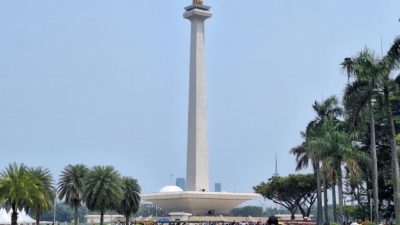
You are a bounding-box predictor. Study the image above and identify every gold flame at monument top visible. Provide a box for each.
[193,0,203,5]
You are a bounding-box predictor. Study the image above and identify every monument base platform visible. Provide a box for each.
[141,191,260,215]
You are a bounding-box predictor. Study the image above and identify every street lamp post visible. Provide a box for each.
[53,196,57,225]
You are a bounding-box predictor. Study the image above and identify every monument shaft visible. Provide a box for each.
[140,4,259,215]
[184,6,212,192]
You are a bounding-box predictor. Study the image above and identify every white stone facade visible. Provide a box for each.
[184,6,212,192]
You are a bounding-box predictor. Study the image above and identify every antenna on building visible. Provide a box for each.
[274,153,279,176]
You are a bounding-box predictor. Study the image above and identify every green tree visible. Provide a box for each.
[342,49,381,224]
[83,166,123,225]
[292,96,342,224]
[382,36,400,223]
[311,97,342,224]
[229,206,264,217]
[307,118,369,224]
[29,167,55,225]
[117,177,141,225]
[0,163,45,225]
[254,174,317,220]
[58,164,89,225]
[290,142,323,223]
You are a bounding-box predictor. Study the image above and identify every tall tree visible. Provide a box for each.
[309,96,342,223]
[307,119,369,224]
[29,167,55,225]
[57,164,89,225]
[83,166,123,225]
[383,36,400,223]
[117,177,141,225]
[0,163,44,225]
[291,142,323,224]
[342,49,380,224]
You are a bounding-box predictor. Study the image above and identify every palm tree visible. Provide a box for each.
[83,166,123,225]
[57,164,89,225]
[291,140,323,225]
[311,120,368,224]
[342,49,380,224]
[0,163,44,225]
[310,96,342,222]
[344,39,400,222]
[291,96,341,225]
[382,36,400,223]
[29,167,55,225]
[117,177,141,225]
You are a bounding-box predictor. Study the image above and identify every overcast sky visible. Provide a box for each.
[0,0,399,198]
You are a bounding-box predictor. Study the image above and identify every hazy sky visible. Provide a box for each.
[0,0,399,198]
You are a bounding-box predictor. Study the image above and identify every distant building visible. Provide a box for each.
[176,178,186,191]
[214,183,222,192]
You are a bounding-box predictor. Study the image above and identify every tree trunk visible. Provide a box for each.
[332,174,337,223]
[36,209,40,225]
[323,171,329,224]
[126,214,130,225]
[11,205,18,225]
[385,95,400,225]
[298,205,306,218]
[338,165,344,225]
[291,210,296,220]
[369,101,379,224]
[74,206,78,225]
[100,210,104,225]
[316,163,323,225]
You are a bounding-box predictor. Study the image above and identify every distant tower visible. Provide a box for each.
[184,1,212,192]
[214,183,222,192]
[273,153,279,176]
[176,178,186,191]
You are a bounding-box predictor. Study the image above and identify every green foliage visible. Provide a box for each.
[0,163,47,225]
[58,164,89,209]
[117,176,141,224]
[83,166,123,225]
[135,204,165,217]
[254,174,317,219]
[29,167,55,225]
[229,206,264,217]
[40,203,88,223]
[58,164,89,225]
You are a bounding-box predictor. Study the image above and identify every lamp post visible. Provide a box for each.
[368,189,373,222]
[53,195,57,225]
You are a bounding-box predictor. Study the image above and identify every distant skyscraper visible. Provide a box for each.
[214,183,222,192]
[176,178,186,191]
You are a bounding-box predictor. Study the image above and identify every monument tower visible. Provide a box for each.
[141,1,259,215]
[184,0,212,192]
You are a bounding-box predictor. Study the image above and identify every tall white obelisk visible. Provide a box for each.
[184,1,212,192]
[142,2,259,214]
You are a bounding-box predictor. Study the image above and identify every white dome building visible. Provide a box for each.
[159,186,183,193]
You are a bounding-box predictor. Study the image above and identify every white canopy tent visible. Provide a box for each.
[0,208,35,225]
[0,208,11,225]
